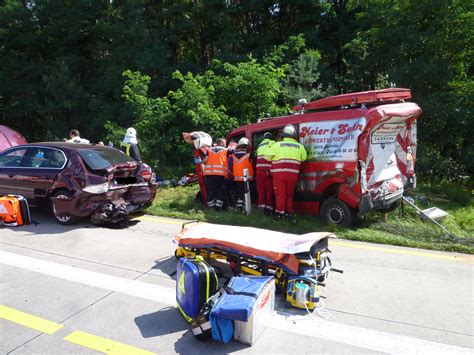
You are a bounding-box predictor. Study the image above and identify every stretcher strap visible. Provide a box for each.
[223,286,258,299]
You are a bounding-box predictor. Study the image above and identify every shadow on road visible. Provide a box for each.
[0,206,143,236]
[173,331,249,354]
[135,306,249,353]
[135,306,188,338]
[153,256,178,280]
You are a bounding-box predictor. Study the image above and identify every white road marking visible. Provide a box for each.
[0,250,175,306]
[0,250,470,354]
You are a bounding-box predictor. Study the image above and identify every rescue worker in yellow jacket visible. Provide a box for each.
[120,127,141,161]
[268,124,307,221]
[202,138,228,210]
[229,137,254,210]
[255,132,275,214]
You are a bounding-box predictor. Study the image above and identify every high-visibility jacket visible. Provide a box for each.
[203,147,228,176]
[256,138,275,171]
[269,138,307,174]
[232,152,254,181]
[120,142,141,161]
[120,142,131,156]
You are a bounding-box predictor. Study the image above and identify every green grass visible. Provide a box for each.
[147,183,474,254]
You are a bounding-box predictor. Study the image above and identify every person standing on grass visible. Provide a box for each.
[120,127,141,161]
[255,132,275,215]
[268,124,307,223]
[229,137,254,211]
[202,138,228,211]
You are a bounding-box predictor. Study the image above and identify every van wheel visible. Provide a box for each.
[50,190,79,225]
[320,198,355,228]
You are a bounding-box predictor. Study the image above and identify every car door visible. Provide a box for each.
[15,147,67,200]
[0,147,29,195]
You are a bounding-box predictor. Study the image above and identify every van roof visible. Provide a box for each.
[292,88,411,112]
[227,88,420,140]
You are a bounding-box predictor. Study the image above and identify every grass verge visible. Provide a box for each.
[147,183,474,254]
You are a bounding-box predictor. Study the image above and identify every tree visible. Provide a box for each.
[357,0,474,177]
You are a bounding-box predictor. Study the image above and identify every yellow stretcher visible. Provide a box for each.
[174,221,343,310]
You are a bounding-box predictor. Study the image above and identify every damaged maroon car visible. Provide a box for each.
[0,143,157,224]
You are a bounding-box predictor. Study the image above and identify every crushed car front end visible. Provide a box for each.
[51,146,157,224]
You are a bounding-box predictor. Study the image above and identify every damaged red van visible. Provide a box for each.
[227,88,421,227]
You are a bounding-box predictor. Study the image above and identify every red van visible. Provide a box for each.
[226,88,421,227]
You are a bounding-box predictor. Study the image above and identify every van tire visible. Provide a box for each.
[320,198,354,228]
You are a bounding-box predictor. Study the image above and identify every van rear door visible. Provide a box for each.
[361,103,421,206]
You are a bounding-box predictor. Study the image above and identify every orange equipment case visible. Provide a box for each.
[0,195,31,227]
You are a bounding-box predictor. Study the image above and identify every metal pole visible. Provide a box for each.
[243,168,251,215]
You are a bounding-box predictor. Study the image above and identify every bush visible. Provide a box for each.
[416,145,470,185]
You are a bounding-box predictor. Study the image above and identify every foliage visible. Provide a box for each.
[416,145,471,187]
[210,58,286,125]
[0,0,472,181]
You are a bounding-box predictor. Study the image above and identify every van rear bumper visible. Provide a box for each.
[372,189,404,209]
[359,189,403,214]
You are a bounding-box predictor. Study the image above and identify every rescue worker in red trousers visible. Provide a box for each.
[255,132,275,215]
[229,137,254,211]
[268,124,307,222]
[202,138,228,211]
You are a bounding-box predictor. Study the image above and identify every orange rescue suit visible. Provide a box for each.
[232,152,254,181]
[203,148,228,177]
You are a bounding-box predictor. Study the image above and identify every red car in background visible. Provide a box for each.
[0,143,157,224]
[0,125,28,152]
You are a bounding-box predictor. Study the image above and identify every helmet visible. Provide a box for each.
[124,127,138,144]
[126,127,137,138]
[238,137,250,146]
[282,124,296,138]
[263,132,273,139]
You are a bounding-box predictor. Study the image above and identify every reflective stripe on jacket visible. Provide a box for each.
[232,152,254,181]
[203,147,228,176]
[120,142,131,156]
[269,138,307,174]
[256,138,275,171]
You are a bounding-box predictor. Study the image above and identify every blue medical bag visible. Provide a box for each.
[210,276,274,343]
[176,256,218,323]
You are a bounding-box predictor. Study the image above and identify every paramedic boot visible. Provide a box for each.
[275,211,285,220]
[207,199,216,209]
[288,213,297,224]
[215,200,224,211]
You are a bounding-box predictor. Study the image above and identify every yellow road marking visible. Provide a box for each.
[132,215,183,225]
[64,330,155,355]
[330,241,464,262]
[0,305,63,334]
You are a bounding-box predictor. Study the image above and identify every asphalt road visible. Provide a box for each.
[1,208,473,354]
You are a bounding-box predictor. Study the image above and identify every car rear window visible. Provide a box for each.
[79,148,134,170]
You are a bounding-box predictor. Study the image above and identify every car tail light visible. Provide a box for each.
[140,170,153,182]
[82,182,109,194]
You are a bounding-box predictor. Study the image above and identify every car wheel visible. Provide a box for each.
[50,190,79,225]
[320,197,355,228]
